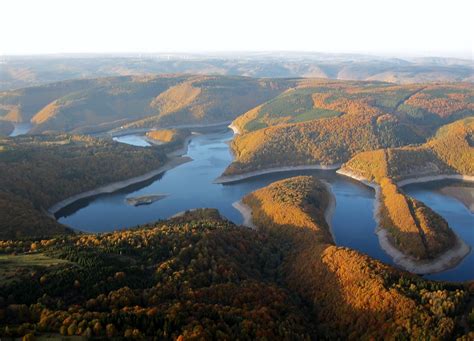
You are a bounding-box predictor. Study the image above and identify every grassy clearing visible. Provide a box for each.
[0,253,70,284]
[291,108,341,123]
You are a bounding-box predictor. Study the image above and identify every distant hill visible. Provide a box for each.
[225,81,473,175]
[0,53,472,91]
[341,117,474,182]
[0,75,292,134]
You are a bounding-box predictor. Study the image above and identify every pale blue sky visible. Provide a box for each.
[1,0,472,58]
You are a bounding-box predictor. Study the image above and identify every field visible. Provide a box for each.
[0,253,71,285]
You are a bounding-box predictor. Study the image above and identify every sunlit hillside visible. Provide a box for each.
[225,82,473,175]
[341,117,474,182]
[0,75,292,134]
[338,118,473,262]
[241,176,472,339]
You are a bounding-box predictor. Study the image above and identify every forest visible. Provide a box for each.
[377,178,456,259]
[0,75,292,135]
[1,200,473,339]
[341,117,474,182]
[0,75,472,339]
[0,134,171,239]
[225,82,473,175]
[241,177,473,339]
[338,117,474,261]
[0,209,315,339]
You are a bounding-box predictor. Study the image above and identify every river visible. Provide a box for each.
[56,128,473,281]
[9,123,33,136]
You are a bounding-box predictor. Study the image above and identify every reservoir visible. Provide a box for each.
[56,128,473,281]
[9,123,33,136]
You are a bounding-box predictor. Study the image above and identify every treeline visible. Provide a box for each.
[0,134,168,239]
[241,176,473,339]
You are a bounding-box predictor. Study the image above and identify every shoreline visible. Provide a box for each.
[321,180,337,242]
[214,163,342,184]
[49,156,191,215]
[397,174,474,187]
[232,201,256,229]
[376,229,471,275]
[336,168,472,275]
[49,131,196,215]
[109,120,232,137]
[228,122,241,135]
[49,122,232,216]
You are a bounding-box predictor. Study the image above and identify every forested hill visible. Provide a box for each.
[241,176,473,339]
[0,75,292,134]
[1,206,472,339]
[337,118,473,262]
[225,81,473,175]
[0,134,174,239]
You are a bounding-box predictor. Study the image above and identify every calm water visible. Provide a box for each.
[404,182,474,282]
[57,129,472,281]
[10,123,33,136]
[112,135,151,147]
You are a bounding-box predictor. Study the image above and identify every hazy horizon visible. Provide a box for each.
[1,0,472,59]
[1,50,472,61]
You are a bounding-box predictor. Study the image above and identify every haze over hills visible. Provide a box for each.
[0,75,292,134]
[0,52,472,91]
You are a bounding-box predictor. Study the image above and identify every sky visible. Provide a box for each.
[0,0,473,59]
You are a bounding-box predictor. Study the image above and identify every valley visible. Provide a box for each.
[0,75,472,339]
[53,128,473,281]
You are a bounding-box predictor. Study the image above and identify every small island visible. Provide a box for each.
[125,194,168,206]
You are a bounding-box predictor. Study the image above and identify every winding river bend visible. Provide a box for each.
[56,128,473,282]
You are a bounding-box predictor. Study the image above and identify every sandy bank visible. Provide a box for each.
[232,201,256,229]
[215,163,342,184]
[49,156,191,214]
[321,181,337,242]
[49,131,195,215]
[336,168,471,274]
[376,229,471,275]
[108,121,232,137]
[228,123,241,135]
